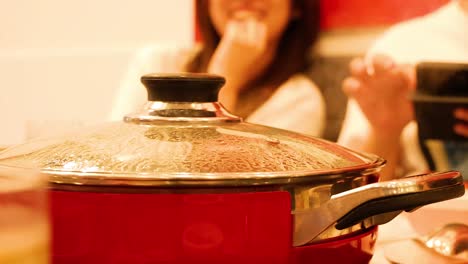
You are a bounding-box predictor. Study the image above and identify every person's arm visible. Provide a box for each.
[338,100,402,181]
[338,55,415,181]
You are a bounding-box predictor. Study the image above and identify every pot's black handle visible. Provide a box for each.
[141,73,225,102]
[335,172,465,230]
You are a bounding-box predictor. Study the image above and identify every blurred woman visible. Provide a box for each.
[110,0,324,136]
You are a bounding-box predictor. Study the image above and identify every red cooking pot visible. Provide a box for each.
[0,74,464,264]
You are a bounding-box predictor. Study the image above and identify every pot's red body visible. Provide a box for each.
[51,189,376,264]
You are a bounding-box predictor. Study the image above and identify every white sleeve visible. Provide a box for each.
[246,75,326,137]
[337,99,371,149]
[108,44,199,121]
[365,19,428,65]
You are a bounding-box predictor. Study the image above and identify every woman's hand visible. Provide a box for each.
[454,108,468,137]
[208,15,268,110]
[342,54,415,137]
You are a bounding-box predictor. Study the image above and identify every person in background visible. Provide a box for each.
[339,0,468,181]
[111,0,325,136]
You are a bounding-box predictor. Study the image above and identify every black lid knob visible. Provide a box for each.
[141,73,226,102]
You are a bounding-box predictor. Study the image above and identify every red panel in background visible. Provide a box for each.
[194,0,450,40]
[320,0,450,30]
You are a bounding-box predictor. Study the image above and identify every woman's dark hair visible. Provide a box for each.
[188,0,320,87]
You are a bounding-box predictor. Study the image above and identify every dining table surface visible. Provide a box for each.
[369,188,468,264]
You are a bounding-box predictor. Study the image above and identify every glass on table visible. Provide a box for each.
[0,166,50,263]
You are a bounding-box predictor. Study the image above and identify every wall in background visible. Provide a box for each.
[317,0,449,55]
[193,0,450,54]
[320,0,449,30]
[1,0,452,145]
[0,0,194,145]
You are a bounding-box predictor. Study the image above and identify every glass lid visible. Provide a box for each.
[0,74,384,186]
